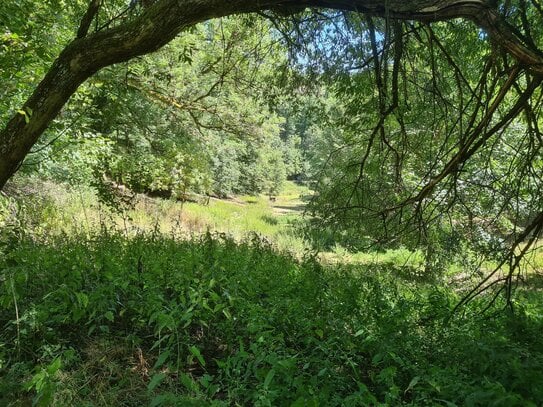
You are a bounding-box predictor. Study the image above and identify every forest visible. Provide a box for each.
[1,0,543,405]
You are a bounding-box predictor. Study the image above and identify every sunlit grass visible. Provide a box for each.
[1,177,309,253]
[3,176,542,273]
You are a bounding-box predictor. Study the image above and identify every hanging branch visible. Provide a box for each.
[400,66,529,208]
[451,210,543,316]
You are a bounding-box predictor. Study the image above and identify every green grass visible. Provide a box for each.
[1,230,542,406]
[3,176,543,273]
[2,177,543,405]
[1,176,310,252]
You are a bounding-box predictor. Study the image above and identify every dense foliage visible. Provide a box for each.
[1,226,542,406]
[23,16,300,199]
[299,16,543,262]
[2,1,543,406]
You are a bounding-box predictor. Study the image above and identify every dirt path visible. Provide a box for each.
[272,202,306,215]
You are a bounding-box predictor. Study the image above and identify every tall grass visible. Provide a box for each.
[1,176,309,252]
[0,230,542,406]
[1,177,543,405]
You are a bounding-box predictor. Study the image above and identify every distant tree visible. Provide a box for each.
[23,14,290,198]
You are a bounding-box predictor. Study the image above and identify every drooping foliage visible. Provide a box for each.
[272,11,543,299]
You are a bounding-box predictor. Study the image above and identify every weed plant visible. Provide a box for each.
[1,226,542,406]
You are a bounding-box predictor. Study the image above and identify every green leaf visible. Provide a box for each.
[405,376,420,393]
[264,368,275,388]
[76,292,88,308]
[104,311,114,322]
[372,353,383,365]
[147,373,166,392]
[179,372,198,391]
[17,109,29,123]
[153,350,171,369]
[189,345,206,366]
[46,358,61,375]
[354,329,365,337]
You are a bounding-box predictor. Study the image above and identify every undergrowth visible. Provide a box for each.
[1,227,542,406]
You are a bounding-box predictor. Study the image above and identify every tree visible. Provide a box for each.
[1,0,543,191]
[43,16,290,199]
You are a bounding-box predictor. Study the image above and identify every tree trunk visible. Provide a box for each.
[1,0,542,189]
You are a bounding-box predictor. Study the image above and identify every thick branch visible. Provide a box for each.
[77,0,102,38]
[1,0,543,189]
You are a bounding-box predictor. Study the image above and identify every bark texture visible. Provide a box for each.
[1,0,542,189]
